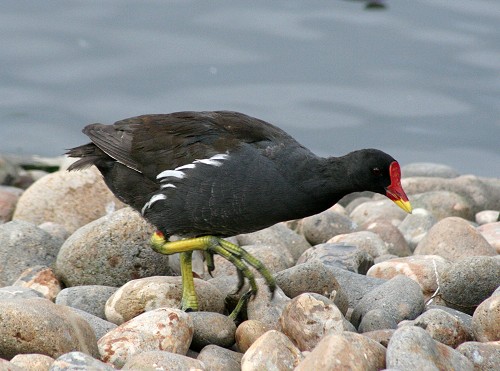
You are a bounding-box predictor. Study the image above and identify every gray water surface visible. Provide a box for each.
[1,0,499,176]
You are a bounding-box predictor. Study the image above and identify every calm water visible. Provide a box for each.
[1,0,499,176]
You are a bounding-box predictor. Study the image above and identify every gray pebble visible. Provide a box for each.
[397,208,436,251]
[189,312,236,351]
[351,275,424,328]
[410,191,473,220]
[0,221,62,287]
[197,344,242,371]
[358,308,398,333]
[49,351,114,371]
[56,285,120,319]
[0,285,45,300]
[68,307,118,341]
[299,210,356,245]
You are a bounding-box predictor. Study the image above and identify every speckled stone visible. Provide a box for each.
[296,332,386,371]
[0,185,23,223]
[477,221,500,253]
[56,285,118,319]
[360,220,412,257]
[10,353,54,371]
[13,265,61,301]
[55,207,172,287]
[98,307,193,368]
[457,341,500,370]
[0,298,98,360]
[299,209,357,245]
[50,351,113,370]
[235,320,272,353]
[197,344,242,371]
[122,350,205,370]
[329,231,391,259]
[246,279,290,330]
[410,191,473,220]
[0,221,62,286]
[414,217,496,261]
[104,275,225,325]
[397,208,436,251]
[349,198,409,226]
[472,292,500,342]
[12,167,125,234]
[189,312,236,351]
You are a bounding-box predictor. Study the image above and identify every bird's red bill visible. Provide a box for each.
[385,161,412,213]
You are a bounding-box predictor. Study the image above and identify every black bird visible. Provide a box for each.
[67,111,412,313]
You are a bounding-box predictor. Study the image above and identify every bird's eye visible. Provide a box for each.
[372,167,381,176]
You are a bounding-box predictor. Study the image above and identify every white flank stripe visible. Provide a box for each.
[209,154,229,161]
[161,183,177,189]
[156,169,185,179]
[175,163,196,171]
[141,194,167,215]
[194,153,230,167]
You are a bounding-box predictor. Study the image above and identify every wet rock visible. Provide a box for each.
[189,312,236,350]
[56,285,118,319]
[358,308,398,333]
[13,265,61,301]
[211,244,294,278]
[329,231,390,260]
[414,217,496,261]
[410,191,473,220]
[362,329,395,347]
[367,255,452,301]
[55,207,172,287]
[235,320,271,353]
[296,332,386,371]
[439,256,500,315]
[98,307,193,368]
[273,260,348,315]
[297,243,373,274]
[0,221,62,286]
[246,279,290,330]
[236,223,311,262]
[197,344,242,371]
[50,351,113,370]
[0,298,98,360]
[387,326,473,370]
[360,220,412,257]
[0,285,44,300]
[413,308,473,348]
[472,292,500,342]
[401,175,500,215]
[299,210,356,245]
[13,167,124,234]
[349,198,409,226]
[240,330,302,371]
[397,208,436,251]
[351,275,424,329]
[279,293,344,351]
[0,186,23,223]
[10,354,54,371]
[456,341,500,370]
[477,221,500,253]
[476,210,500,225]
[122,350,205,370]
[105,276,225,325]
[402,162,460,178]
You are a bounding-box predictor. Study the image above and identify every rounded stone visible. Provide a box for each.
[0,185,23,223]
[413,308,473,348]
[300,210,357,245]
[122,350,205,370]
[241,330,302,371]
[246,279,290,330]
[273,260,348,315]
[456,341,500,370]
[440,256,500,315]
[367,255,452,301]
[472,294,500,342]
[104,275,225,325]
[197,344,242,371]
[12,265,61,301]
[329,231,390,259]
[0,298,99,360]
[414,217,496,261]
[361,220,412,257]
[297,243,374,274]
[56,285,118,319]
[50,351,114,371]
[477,221,500,253]
[296,332,386,371]
[98,307,193,368]
[279,293,344,351]
[476,210,500,225]
[55,207,171,287]
[410,191,473,220]
[10,354,54,371]
[397,208,436,251]
[235,320,271,353]
[189,311,236,350]
[358,308,398,333]
[387,326,473,370]
[351,275,424,328]
[0,220,62,286]
[12,167,124,234]
[236,222,311,262]
[349,198,409,226]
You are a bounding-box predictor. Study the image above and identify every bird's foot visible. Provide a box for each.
[150,231,276,316]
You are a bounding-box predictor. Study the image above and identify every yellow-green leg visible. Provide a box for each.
[150,231,276,315]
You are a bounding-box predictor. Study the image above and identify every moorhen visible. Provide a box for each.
[67,111,412,313]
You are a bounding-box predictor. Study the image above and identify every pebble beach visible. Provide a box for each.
[0,154,499,370]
